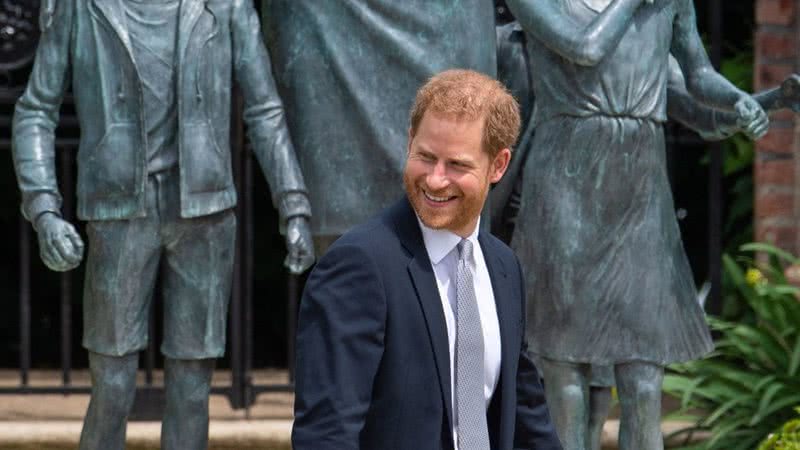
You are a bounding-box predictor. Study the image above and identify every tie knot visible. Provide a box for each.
[457,239,473,262]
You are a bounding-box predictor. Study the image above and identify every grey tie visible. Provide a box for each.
[455,239,490,449]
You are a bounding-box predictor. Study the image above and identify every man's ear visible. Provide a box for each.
[489,148,512,184]
[407,127,414,155]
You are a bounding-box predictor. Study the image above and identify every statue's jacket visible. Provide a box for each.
[13,0,310,224]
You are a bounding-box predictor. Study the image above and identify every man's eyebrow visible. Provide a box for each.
[449,155,476,165]
[413,145,436,157]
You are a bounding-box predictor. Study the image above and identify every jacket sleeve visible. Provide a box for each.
[230,0,311,225]
[513,258,563,450]
[292,242,386,449]
[12,0,74,225]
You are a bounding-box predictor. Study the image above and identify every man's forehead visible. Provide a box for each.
[422,109,485,125]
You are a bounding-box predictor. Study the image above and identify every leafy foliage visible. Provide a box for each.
[758,408,800,450]
[664,244,800,450]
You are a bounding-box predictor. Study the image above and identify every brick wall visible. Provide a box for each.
[754,0,800,252]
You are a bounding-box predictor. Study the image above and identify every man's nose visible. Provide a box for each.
[426,163,450,190]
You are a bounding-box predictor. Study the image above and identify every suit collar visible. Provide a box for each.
[480,233,516,450]
[393,199,455,437]
[416,217,481,265]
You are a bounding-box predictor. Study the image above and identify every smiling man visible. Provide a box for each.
[292,70,561,450]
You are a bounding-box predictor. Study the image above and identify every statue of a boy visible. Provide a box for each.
[12,1,313,449]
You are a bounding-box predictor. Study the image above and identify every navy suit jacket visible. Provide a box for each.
[292,198,561,450]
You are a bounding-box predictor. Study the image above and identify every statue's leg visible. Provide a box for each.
[161,358,215,450]
[157,176,236,449]
[78,352,138,450]
[79,201,162,450]
[538,358,591,450]
[588,386,612,450]
[588,363,615,450]
[615,362,664,450]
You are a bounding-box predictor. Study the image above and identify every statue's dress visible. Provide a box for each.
[512,0,713,365]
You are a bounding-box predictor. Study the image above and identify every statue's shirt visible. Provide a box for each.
[123,0,180,174]
[530,0,674,125]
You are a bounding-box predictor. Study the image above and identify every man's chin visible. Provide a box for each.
[418,215,449,230]
[416,207,461,231]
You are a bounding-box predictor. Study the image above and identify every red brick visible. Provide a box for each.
[756,63,796,90]
[755,187,795,218]
[757,126,796,153]
[755,157,795,185]
[756,29,798,60]
[755,223,797,253]
[770,109,797,122]
[757,0,795,26]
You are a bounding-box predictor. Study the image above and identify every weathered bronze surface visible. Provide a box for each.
[505,0,768,448]
[11,1,313,448]
[262,0,497,241]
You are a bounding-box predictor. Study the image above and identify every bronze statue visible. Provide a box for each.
[11,1,313,449]
[505,0,768,448]
[262,0,499,254]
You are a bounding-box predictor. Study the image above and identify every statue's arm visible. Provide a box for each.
[505,0,645,66]
[671,0,768,139]
[230,0,311,224]
[671,0,746,110]
[666,55,739,141]
[231,0,314,273]
[12,0,73,224]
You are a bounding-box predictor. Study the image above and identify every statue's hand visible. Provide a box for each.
[284,216,315,275]
[35,213,84,272]
[735,95,769,140]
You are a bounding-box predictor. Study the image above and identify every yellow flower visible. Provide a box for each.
[746,268,765,286]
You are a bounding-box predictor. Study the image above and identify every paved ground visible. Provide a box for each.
[0,369,293,448]
[0,369,699,449]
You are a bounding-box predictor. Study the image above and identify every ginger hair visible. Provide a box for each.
[409,69,521,157]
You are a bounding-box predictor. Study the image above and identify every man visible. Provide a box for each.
[504,0,769,448]
[12,1,313,449]
[293,70,561,450]
[262,1,498,255]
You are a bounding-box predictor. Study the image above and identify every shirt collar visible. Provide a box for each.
[416,216,480,265]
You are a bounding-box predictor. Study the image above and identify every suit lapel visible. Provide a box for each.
[394,200,454,437]
[480,233,515,449]
[90,0,136,65]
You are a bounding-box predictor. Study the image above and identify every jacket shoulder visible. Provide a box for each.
[481,232,517,262]
[332,215,398,256]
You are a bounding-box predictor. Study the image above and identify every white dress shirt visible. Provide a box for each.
[417,217,502,448]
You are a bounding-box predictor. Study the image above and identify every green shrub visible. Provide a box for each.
[758,408,800,450]
[663,243,800,450]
